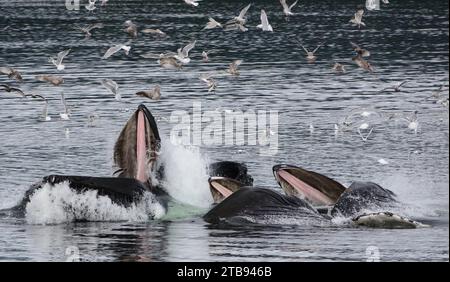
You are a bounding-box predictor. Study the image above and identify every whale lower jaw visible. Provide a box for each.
[352,212,430,229]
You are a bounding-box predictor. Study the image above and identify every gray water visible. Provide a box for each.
[0,0,448,261]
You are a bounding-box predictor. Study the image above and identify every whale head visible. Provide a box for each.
[113,104,161,190]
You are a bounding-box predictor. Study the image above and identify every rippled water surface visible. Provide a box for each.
[0,0,448,261]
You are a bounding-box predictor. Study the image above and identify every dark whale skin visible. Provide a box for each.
[203,187,326,225]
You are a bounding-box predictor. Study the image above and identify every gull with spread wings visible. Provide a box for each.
[301,43,324,62]
[49,49,71,71]
[280,0,298,16]
[76,23,104,39]
[174,41,196,64]
[102,43,131,59]
[101,79,120,100]
[257,10,273,32]
[350,7,366,29]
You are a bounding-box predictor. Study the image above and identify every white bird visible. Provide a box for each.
[280,0,298,16]
[204,17,223,29]
[174,41,196,64]
[102,43,131,59]
[199,74,217,93]
[301,43,323,62]
[232,3,252,25]
[227,60,243,76]
[60,93,70,120]
[49,49,71,71]
[85,0,97,12]
[184,0,201,7]
[202,50,211,62]
[257,10,273,32]
[101,79,120,100]
[76,23,104,39]
[350,8,366,28]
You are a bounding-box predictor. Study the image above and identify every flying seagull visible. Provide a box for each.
[232,3,252,25]
[102,43,131,59]
[280,0,298,16]
[257,10,273,32]
[301,43,324,62]
[199,74,217,93]
[49,49,71,71]
[174,41,196,64]
[381,81,408,92]
[76,23,104,39]
[101,79,120,100]
[350,8,366,28]
[228,60,243,76]
[204,17,223,29]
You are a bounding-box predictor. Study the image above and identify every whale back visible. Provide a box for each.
[204,187,327,225]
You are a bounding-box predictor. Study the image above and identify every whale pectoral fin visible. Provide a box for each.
[352,212,430,229]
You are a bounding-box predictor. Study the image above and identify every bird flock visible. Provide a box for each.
[0,0,448,140]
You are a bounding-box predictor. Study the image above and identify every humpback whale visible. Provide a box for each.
[9,104,167,218]
[203,164,426,229]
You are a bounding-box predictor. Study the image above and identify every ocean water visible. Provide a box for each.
[0,0,448,261]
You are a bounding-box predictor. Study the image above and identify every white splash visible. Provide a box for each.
[159,139,213,208]
[25,182,165,225]
[373,173,447,219]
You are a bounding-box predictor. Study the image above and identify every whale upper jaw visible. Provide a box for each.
[272,164,347,207]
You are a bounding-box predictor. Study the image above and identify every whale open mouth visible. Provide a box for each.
[273,164,346,206]
[209,177,246,204]
[114,104,161,189]
[208,161,254,203]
